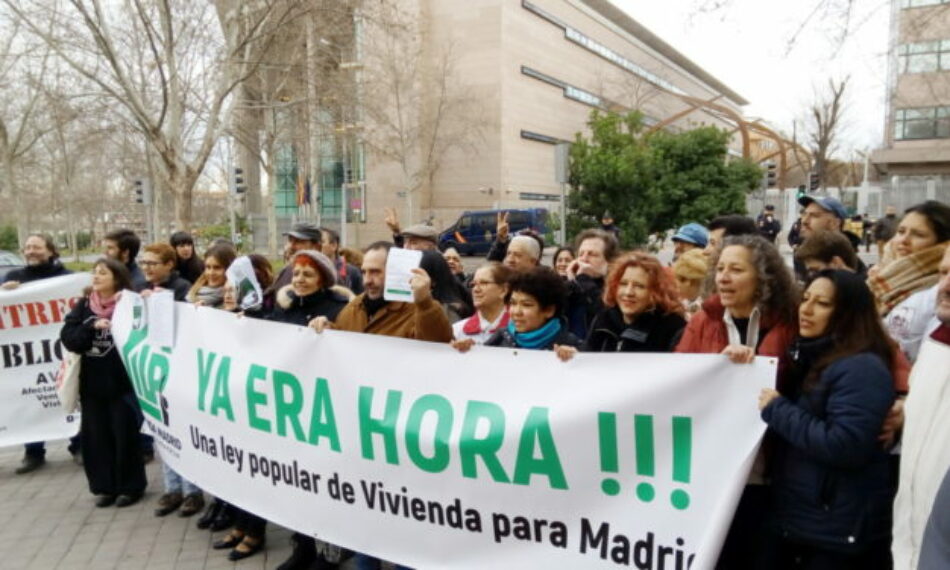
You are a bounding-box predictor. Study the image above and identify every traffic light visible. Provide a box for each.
[231,167,246,194]
[133,178,152,205]
[809,172,820,191]
[766,163,777,188]
[797,185,806,200]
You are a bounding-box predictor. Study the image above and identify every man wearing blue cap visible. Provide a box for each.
[798,194,867,277]
[671,223,708,262]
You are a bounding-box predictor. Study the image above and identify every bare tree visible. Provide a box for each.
[358,2,485,225]
[691,0,882,55]
[807,77,849,190]
[0,17,57,245]
[3,0,305,231]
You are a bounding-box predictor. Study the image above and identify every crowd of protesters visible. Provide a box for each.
[2,193,950,570]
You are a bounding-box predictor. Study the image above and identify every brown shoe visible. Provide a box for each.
[178,492,205,517]
[154,492,183,517]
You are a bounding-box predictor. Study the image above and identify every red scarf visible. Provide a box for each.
[89,291,117,319]
[462,309,510,335]
[932,323,950,347]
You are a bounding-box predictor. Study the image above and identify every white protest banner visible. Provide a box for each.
[112,293,773,570]
[0,274,87,447]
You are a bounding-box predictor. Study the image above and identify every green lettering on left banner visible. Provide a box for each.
[459,400,510,483]
[405,394,453,473]
[196,349,234,421]
[307,378,341,451]
[273,370,306,441]
[513,407,567,490]
[246,364,271,432]
[358,386,402,465]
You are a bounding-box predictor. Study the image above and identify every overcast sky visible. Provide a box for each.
[611,0,891,158]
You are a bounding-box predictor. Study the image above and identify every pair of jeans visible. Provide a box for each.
[24,434,81,458]
[353,553,412,570]
[161,463,200,495]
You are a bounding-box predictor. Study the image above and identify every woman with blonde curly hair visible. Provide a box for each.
[672,248,708,318]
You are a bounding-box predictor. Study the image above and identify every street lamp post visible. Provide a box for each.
[555,142,571,246]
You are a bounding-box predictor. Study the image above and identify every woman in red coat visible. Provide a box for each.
[676,233,799,569]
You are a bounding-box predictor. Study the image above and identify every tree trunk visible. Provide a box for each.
[2,151,25,247]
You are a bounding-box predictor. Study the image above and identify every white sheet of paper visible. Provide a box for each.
[146,290,175,347]
[383,248,423,303]
[226,256,263,310]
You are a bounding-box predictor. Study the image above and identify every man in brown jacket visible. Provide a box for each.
[312,241,452,340]
[280,241,451,570]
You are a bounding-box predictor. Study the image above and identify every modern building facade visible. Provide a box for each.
[872,0,950,211]
[244,0,752,249]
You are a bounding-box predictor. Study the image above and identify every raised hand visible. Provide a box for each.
[496,211,510,243]
[384,207,401,234]
[409,267,433,304]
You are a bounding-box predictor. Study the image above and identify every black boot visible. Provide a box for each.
[196,498,222,529]
[210,501,236,531]
[276,533,317,570]
[14,455,45,475]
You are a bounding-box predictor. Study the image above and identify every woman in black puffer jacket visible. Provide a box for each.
[60,258,146,508]
[759,270,895,570]
[582,252,686,353]
[268,250,352,325]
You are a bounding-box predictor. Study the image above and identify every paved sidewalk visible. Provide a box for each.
[0,441,296,569]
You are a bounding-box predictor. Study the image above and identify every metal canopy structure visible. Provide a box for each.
[635,93,813,189]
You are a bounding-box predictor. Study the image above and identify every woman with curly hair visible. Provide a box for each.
[559,252,685,358]
[479,266,579,350]
[672,248,708,319]
[676,234,799,362]
[676,233,799,570]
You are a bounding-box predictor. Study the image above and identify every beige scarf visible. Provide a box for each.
[868,242,947,316]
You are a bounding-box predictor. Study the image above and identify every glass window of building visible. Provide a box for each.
[898,40,950,72]
[902,0,949,8]
[895,107,950,140]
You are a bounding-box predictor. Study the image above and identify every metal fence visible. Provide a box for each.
[746,176,950,237]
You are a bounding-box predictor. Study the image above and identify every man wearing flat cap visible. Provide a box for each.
[268,222,323,294]
[383,206,439,251]
[399,223,439,251]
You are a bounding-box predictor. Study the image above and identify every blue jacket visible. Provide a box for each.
[762,352,895,553]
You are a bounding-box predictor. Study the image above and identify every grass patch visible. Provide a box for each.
[64,261,95,272]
